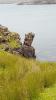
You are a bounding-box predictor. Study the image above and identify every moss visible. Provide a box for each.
[0,44,4,49]
[0,31,21,50]
[8,39,21,48]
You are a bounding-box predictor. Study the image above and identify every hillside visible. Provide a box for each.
[0,51,56,100]
[0,25,56,100]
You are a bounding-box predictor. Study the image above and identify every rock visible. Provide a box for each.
[5,47,9,51]
[10,32,21,40]
[0,25,22,53]
[12,47,22,55]
[0,36,3,42]
[0,25,36,59]
[12,32,36,58]
[24,32,35,46]
[0,25,8,33]
[3,31,10,36]
[16,39,20,43]
[21,45,36,58]
[0,36,7,43]
[4,44,9,51]
[20,32,36,58]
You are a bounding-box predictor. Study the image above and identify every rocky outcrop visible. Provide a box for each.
[20,32,36,58]
[21,45,36,58]
[12,32,36,58]
[17,0,56,5]
[0,36,7,43]
[0,25,36,58]
[24,32,34,46]
[0,24,21,50]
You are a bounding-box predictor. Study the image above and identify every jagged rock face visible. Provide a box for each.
[0,25,36,59]
[8,32,36,58]
[10,32,21,40]
[0,25,9,34]
[21,45,36,58]
[0,25,11,39]
[21,32,36,58]
[24,32,35,46]
[0,36,6,43]
[0,25,22,51]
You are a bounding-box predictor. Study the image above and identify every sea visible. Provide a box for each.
[0,4,56,61]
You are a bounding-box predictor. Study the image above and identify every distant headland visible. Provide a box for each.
[0,0,56,4]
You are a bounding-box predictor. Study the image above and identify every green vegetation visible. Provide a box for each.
[39,84,56,100]
[7,32,21,48]
[0,51,56,100]
[8,37,21,48]
[0,31,21,50]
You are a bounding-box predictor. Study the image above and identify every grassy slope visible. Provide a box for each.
[0,51,56,100]
[39,84,56,100]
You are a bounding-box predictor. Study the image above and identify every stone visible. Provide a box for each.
[21,45,36,58]
[0,36,7,43]
[0,25,36,58]
[24,32,35,46]
[3,31,10,36]
[10,32,21,40]
[0,25,8,33]
[16,39,20,43]
[5,47,9,51]
[11,32,36,58]
[20,32,36,58]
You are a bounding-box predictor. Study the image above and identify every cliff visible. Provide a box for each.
[0,25,36,58]
[0,25,56,100]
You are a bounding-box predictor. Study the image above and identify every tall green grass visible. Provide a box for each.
[0,51,56,100]
[38,84,56,100]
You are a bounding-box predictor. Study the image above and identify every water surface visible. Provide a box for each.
[0,4,56,61]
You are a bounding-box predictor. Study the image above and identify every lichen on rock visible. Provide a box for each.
[0,25,22,51]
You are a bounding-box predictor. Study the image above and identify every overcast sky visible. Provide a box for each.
[0,0,56,4]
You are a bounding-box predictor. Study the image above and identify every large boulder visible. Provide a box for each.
[20,32,36,58]
[24,32,35,46]
[21,45,36,58]
[0,25,8,33]
[3,31,10,36]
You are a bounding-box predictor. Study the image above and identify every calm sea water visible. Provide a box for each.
[0,4,56,61]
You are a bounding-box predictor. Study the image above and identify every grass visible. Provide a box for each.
[8,38,21,48]
[38,84,56,100]
[0,51,56,100]
[0,32,21,50]
[0,44,4,49]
